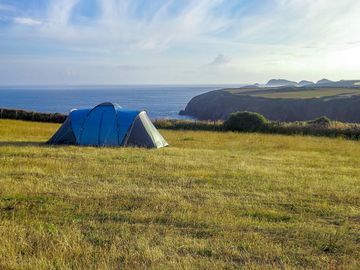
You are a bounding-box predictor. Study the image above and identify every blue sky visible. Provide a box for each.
[0,0,360,85]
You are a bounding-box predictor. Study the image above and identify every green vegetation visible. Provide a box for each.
[265,121,360,139]
[308,116,332,127]
[224,111,268,132]
[2,107,360,140]
[252,88,360,99]
[1,119,360,269]
[225,87,265,94]
[0,108,66,123]
[225,87,360,99]
[154,119,223,131]
[155,116,360,140]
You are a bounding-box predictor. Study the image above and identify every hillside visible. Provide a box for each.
[266,79,298,87]
[181,87,360,121]
[1,119,360,269]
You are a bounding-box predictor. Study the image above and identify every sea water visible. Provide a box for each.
[0,85,237,119]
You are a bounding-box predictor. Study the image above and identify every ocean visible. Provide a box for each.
[0,85,235,119]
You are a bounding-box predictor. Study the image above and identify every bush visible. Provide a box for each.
[308,116,332,127]
[224,111,269,132]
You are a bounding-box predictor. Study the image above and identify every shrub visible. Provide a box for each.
[224,111,269,132]
[308,116,332,127]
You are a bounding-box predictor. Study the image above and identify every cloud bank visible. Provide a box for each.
[0,0,360,84]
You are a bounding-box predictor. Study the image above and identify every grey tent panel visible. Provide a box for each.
[124,115,156,148]
[125,112,168,148]
[138,112,168,148]
[47,117,76,145]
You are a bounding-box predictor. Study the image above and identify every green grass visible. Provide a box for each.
[226,87,360,99]
[252,88,360,99]
[1,119,360,269]
[225,88,265,94]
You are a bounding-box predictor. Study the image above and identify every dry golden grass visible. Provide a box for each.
[0,119,360,269]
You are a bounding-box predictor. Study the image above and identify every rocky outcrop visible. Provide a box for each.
[181,89,360,122]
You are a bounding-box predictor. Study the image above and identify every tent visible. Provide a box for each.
[47,102,168,148]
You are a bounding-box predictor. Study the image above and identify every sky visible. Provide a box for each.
[0,0,360,85]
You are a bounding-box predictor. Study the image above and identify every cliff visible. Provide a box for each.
[181,89,360,122]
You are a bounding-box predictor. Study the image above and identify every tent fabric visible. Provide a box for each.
[124,112,168,148]
[47,117,76,145]
[124,113,157,148]
[47,102,168,148]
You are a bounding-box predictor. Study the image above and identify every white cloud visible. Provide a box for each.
[14,17,42,26]
[2,0,360,84]
[233,0,360,48]
[47,0,79,26]
[20,0,230,53]
[208,54,231,66]
[22,0,359,57]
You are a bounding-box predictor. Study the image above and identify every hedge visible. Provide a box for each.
[2,107,360,140]
[0,108,67,123]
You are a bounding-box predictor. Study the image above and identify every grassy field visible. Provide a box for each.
[252,88,360,99]
[225,88,265,95]
[1,119,360,269]
[226,87,360,99]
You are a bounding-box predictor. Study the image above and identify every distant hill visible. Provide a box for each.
[299,80,314,86]
[316,79,360,87]
[316,79,334,85]
[266,79,298,87]
[265,79,360,88]
[242,84,261,89]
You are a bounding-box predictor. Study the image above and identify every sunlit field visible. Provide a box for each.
[252,88,360,99]
[226,87,360,99]
[0,119,360,269]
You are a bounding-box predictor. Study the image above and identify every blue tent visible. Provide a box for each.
[48,102,168,148]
